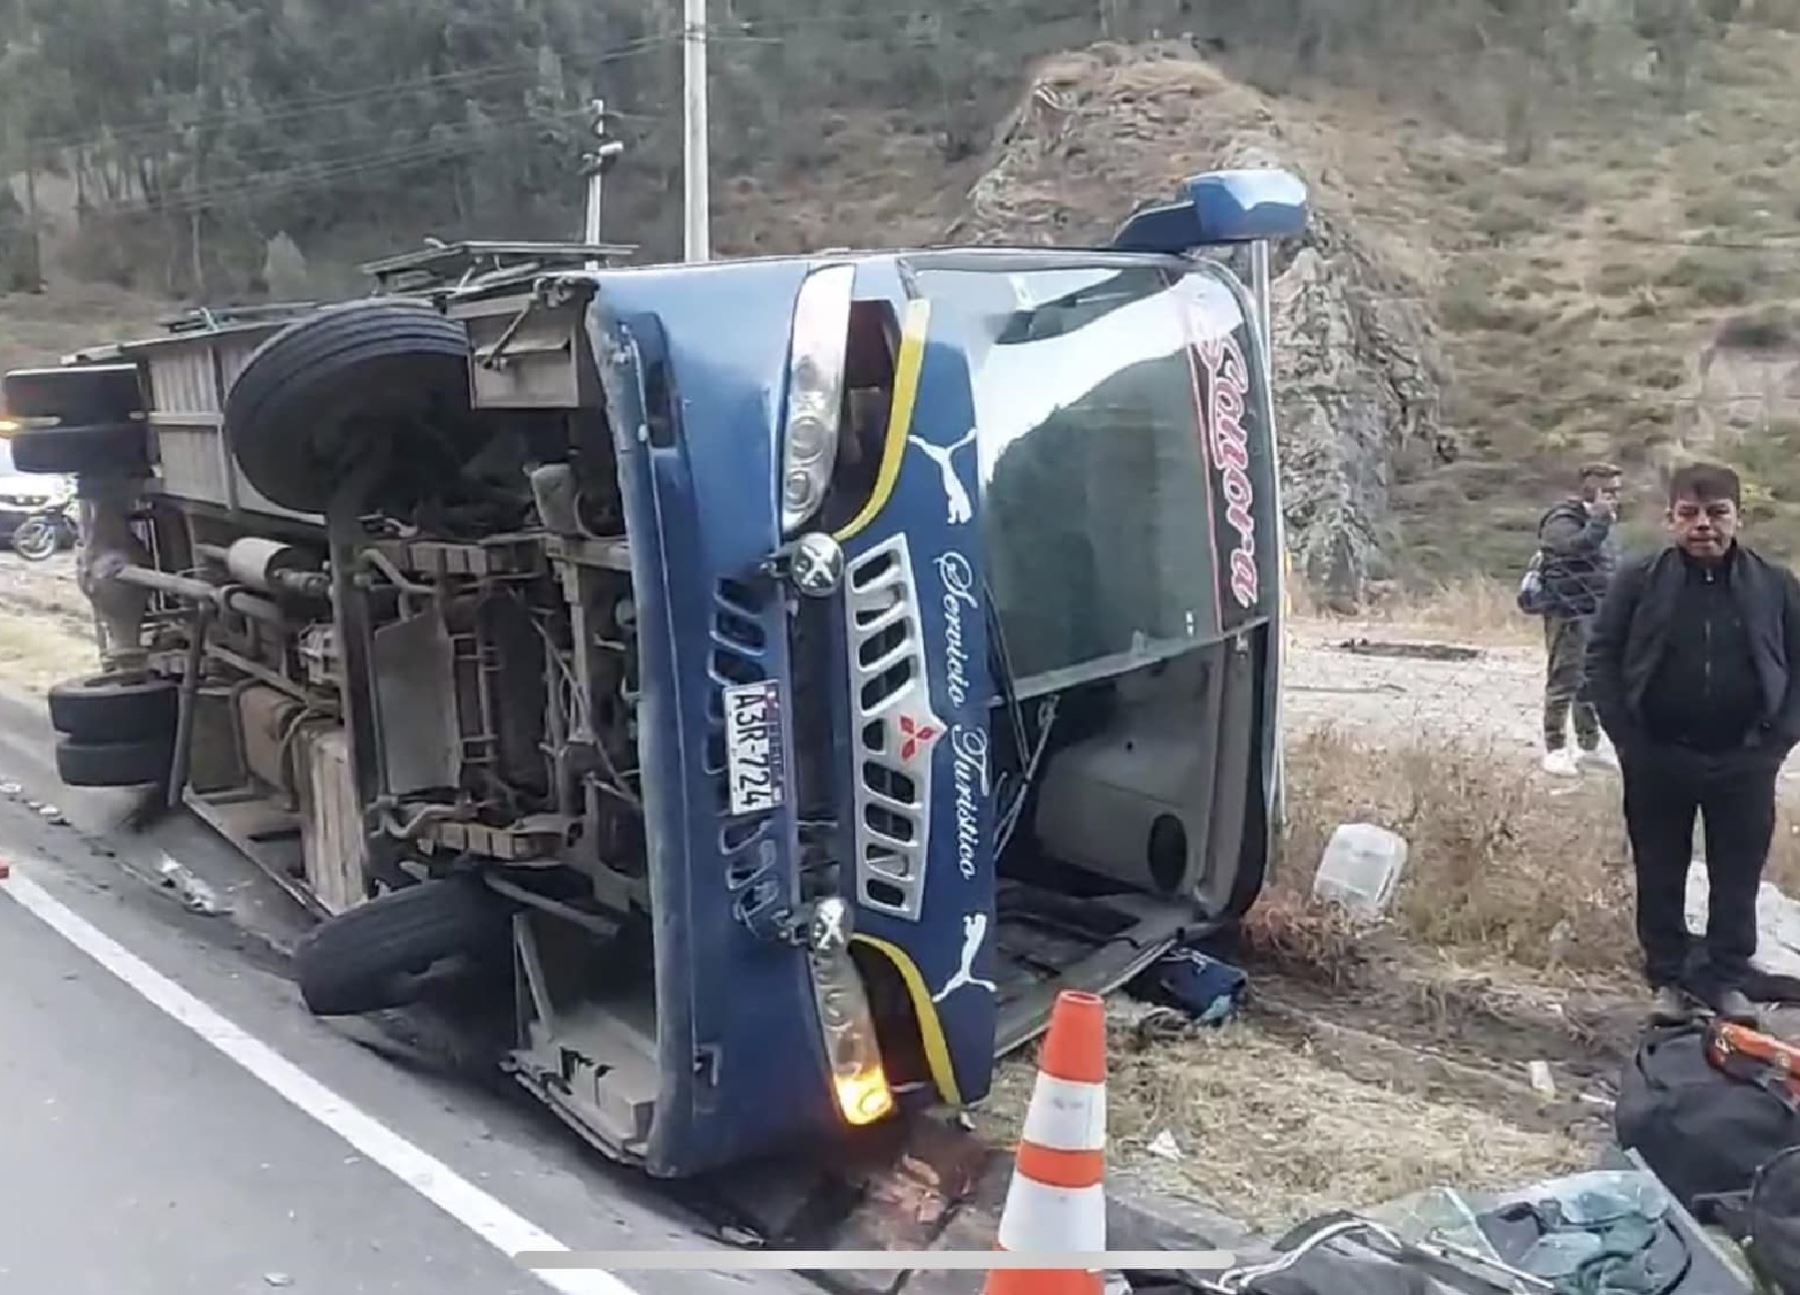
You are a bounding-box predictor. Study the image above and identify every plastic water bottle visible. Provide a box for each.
[1311,823,1409,921]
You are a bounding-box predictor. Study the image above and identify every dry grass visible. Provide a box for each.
[1274,726,1800,971]
[1293,575,1538,645]
[978,727,1626,1232]
[973,1003,1588,1232]
[1269,728,1641,977]
[1238,887,1371,989]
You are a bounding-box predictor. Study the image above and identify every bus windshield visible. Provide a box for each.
[919,262,1267,699]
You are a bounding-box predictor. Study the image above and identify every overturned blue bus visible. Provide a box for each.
[1,169,1305,1177]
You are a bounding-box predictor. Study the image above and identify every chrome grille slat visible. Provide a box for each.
[844,534,934,921]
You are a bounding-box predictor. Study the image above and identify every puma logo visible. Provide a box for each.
[908,428,978,526]
[932,912,998,1003]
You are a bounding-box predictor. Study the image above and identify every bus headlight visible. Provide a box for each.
[806,897,895,1127]
[780,265,855,535]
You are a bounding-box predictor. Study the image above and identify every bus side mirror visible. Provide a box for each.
[1111,168,1310,254]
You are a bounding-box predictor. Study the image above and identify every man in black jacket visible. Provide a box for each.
[1586,462,1800,1024]
[1537,463,1623,777]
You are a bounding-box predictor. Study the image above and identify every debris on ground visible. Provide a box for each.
[1145,1130,1183,1163]
[1359,1166,1751,1294]
[1127,946,1248,1025]
[972,999,1589,1232]
[156,852,224,916]
[1337,638,1483,663]
[1313,822,1409,922]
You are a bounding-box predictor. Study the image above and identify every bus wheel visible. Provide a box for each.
[49,672,179,744]
[295,875,512,1017]
[225,300,480,516]
[54,733,175,787]
[9,422,150,476]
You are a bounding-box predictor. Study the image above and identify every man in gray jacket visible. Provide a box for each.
[1537,462,1623,777]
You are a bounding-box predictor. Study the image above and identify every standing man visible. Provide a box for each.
[1586,463,1800,1023]
[1537,462,1623,776]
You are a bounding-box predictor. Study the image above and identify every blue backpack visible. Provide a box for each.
[1517,549,1549,616]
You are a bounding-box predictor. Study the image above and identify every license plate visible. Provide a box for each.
[723,680,785,816]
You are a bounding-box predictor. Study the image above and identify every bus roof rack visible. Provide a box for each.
[157,302,324,334]
[359,239,638,292]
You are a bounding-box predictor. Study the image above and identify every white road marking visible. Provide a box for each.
[0,863,641,1295]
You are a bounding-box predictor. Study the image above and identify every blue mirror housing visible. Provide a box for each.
[1112,167,1310,254]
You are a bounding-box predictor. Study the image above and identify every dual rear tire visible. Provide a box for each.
[48,672,179,788]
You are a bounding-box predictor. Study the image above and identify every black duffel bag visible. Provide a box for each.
[1701,1146,1800,1293]
[1615,1022,1800,1211]
[1749,1147,1800,1293]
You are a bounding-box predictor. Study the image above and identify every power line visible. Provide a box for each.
[30,62,547,155]
[16,35,678,163]
[103,108,592,219]
[12,2,1104,163]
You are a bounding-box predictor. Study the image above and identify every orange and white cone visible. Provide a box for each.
[985,989,1108,1295]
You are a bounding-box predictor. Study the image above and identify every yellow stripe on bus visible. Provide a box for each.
[833,298,931,543]
[850,932,965,1108]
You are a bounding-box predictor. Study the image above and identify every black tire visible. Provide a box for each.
[11,517,57,561]
[49,672,180,743]
[3,363,145,424]
[54,733,174,788]
[225,300,481,515]
[295,875,513,1017]
[8,421,150,476]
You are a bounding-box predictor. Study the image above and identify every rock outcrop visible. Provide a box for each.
[949,43,1449,605]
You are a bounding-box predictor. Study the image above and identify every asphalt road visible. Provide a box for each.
[0,692,819,1295]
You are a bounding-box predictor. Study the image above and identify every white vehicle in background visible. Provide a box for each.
[0,432,76,561]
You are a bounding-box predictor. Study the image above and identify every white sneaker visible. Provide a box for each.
[1542,748,1580,777]
[1578,747,1619,773]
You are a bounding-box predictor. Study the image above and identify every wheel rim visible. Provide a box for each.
[13,521,55,559]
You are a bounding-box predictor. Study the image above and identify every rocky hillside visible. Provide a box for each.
[948,45,1449,603]
[929,17,1800,601]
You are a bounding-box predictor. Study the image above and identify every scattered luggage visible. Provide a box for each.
[1615,1022,1800,1211]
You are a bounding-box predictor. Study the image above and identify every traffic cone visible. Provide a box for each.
[984,990,1108,1295]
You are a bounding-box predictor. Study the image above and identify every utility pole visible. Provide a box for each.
[682,0,711,262]
[582,98,625,268]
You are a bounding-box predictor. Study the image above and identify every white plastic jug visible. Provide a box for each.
[1312,823,1409,921]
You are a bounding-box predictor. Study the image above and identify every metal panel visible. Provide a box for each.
[297,725,368,915]
[141,324,322,523]
[371,612,461,796]
[454,291,599,409]
[153,422,233,506]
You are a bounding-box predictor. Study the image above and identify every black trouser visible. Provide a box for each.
[1544,613,1600,751]
[1621,742,1778,993]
